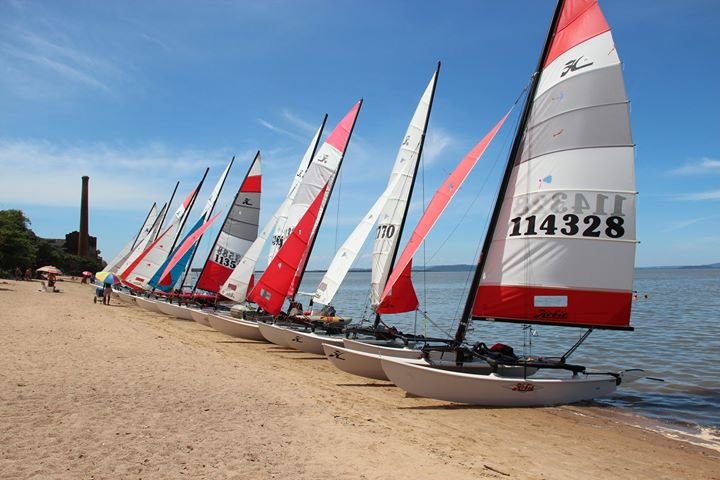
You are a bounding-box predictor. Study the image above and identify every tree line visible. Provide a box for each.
[0,209,104,278]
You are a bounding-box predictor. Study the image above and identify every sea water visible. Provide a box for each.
[296,268,720,444]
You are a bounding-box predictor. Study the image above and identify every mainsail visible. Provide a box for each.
[220,116,328,302]
[195,152,262,294]
[120,176,205,289]
[104,203,158,274]
[148,158,234,292]
[115,203,167,278]
[465,0,636,333]
[369,65,439,310]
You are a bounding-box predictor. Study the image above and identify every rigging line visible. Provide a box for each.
[333,165,343,254]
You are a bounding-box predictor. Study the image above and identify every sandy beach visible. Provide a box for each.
[1,278,718,479]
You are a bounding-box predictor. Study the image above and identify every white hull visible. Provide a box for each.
[134,296,162,313]
[323,343,410,380]
[256,323,293,348]
[380,357,619,407]
[155,301,194,320]
[280,329,345,355]
[207,313,266,342]
[190,309,211,327]
[342,338,425,358]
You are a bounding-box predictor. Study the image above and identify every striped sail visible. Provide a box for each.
[283,101,362,298]
[196,152,262,294]
[220,118,327,302]
[267,118,326,263]
[370,68,438,308]
[472,0,636,329]
[105,203,158,274]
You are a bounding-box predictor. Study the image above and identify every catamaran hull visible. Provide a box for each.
[323,343,412,380]
[155,301,194,320]
[207,313,266,341]
[280,329,344,355]
[343,338,426,358]
[190,309,211,327]
[380,357,619,407]
[257,323,294,348]
[134,296,162,313]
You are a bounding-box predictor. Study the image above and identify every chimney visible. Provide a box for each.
[79,176,89,257]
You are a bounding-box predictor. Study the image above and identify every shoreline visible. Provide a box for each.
[2,278,719,479]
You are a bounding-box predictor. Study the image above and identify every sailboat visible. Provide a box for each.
[282,65,442,355]
[207,116,327,339]
[247,101,362,344]
[380,0,640,406]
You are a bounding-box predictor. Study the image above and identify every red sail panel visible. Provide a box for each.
[240,173,261,193]
[326,101,362,153]
[473,285,632,328]
[157,210,223,286]
[375,260,418,314]
[248,183,328,316]
[545,0,609,67]
[379,113,509,305]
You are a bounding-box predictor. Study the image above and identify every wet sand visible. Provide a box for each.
[1,278,718,479]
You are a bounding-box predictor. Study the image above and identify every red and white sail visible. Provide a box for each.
[282,101,362,298]
[268,118,327,263]
[473,0,636,329]
[105,203,158,274]
[249,183,328,316]
[370,69,438,308]
[220,118,327,302]
[377,112,509,313]
[196,153,262,293]
[115,204,167,276]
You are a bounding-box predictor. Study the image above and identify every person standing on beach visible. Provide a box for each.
[24,267,32,280]
[14,266,22,281]
[103,284,112,305]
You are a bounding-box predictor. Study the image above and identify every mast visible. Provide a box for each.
[131,203,156,251]
[191,154,250,295]
[373,62,440,326]
[158,181,179,240]
[292,101,363,302]
[180,159,235,291]
[169,169,208,255]
[453,0,565,346]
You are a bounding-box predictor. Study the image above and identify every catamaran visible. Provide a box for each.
[380,0,641,406]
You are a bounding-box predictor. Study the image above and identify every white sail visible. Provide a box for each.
[370,69,438,307]
[268,119,325,263]
[105,203,158,273]
[312,176,403,306]
[116,204,167,276]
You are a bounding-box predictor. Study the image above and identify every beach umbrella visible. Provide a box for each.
[37,266,62,274]
[95,271,122,285]
[82,271,93,277]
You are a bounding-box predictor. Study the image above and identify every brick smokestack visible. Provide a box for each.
[79,175,89,257]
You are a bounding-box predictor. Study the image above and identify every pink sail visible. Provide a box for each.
[157,210,224,287]
[249,183,328,316]
[378,113,509,308]
[375,260,418,314]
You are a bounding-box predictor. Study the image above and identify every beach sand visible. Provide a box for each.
[1,278,718,480]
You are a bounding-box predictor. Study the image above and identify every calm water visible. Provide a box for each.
[296,268,720,439]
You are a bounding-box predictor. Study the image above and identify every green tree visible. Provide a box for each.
[0,210,38,271]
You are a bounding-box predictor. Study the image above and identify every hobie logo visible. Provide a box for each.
[561,56,594,77]
[511,383,535,392]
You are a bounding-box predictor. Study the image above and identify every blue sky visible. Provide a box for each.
[1,0,718,269]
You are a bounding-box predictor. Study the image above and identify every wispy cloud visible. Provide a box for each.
[257,119,306,142]
[661,215,720,232]
[422,128,455,166]
[281,110,319,134]
[671,157,720,175]
[675,190,720,201]
[0,139,245,209]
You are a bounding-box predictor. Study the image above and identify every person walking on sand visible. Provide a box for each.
[103,283,113,305]
[14,266,22,281]
[24,267,32,281]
